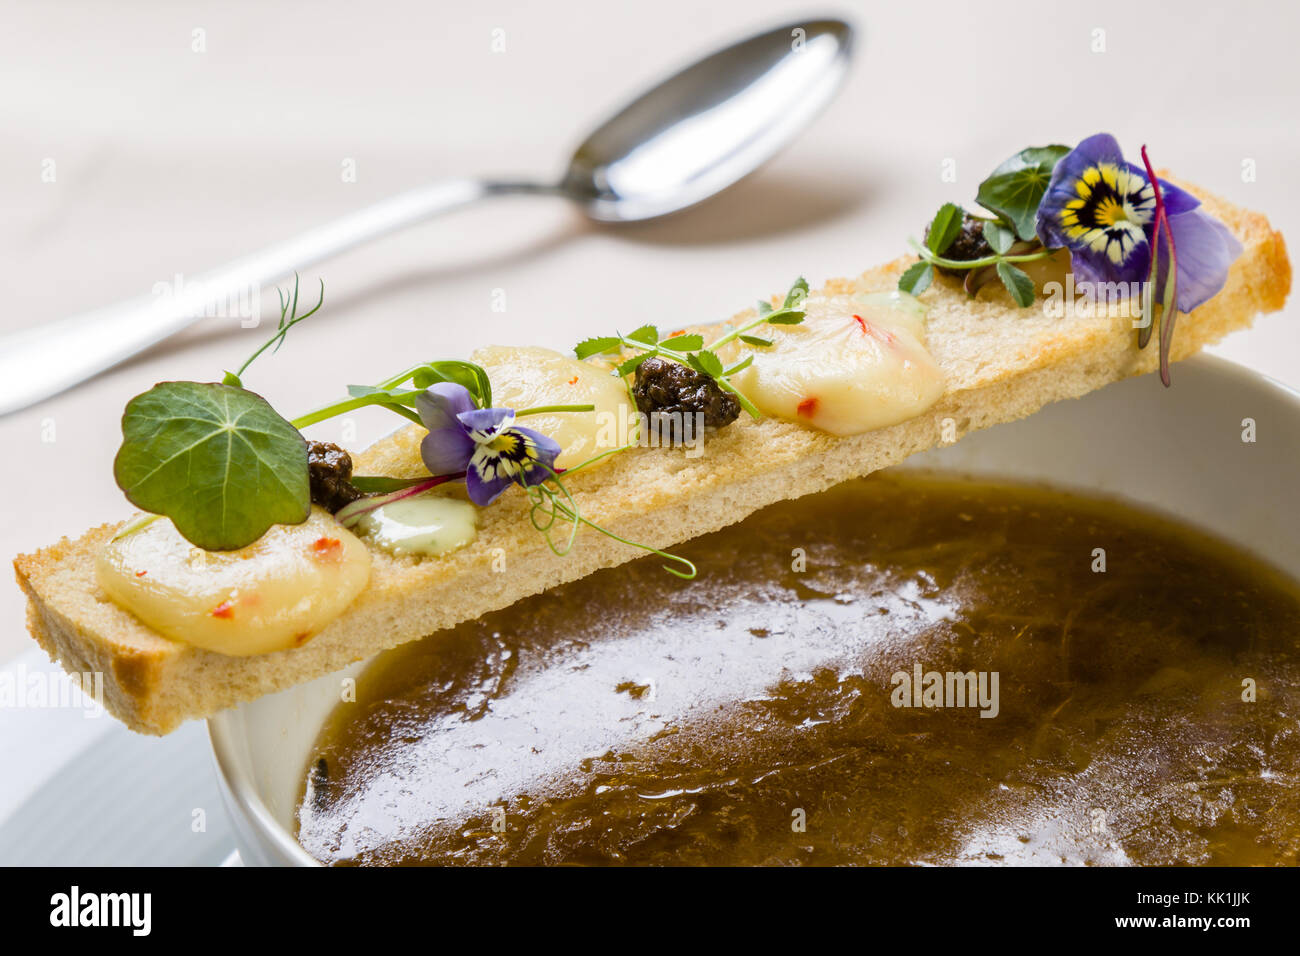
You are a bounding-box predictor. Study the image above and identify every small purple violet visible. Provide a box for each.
[415,383,561,506]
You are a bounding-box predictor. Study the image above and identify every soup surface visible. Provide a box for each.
[297,473,1300,866]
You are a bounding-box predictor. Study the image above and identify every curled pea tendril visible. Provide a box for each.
[525,464,696,580]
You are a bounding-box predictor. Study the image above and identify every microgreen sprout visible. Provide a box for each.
[1139,144,1180,386]
[574,276,809,419]
[898,144,1070,308]
[223,274,324,387]
[525,463,697,579]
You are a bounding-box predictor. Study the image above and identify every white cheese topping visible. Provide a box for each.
[731,290,945,436]
[96,508,371,656]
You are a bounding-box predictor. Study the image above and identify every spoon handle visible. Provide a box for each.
[0,177,551,416]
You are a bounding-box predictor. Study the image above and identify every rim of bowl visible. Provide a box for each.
[207,713,320,866]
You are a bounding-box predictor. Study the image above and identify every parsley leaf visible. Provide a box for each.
[573,276,809,422]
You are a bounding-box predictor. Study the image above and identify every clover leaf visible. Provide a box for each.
[982,220,1015,255]
[898,260,934,296]
[114,382,310,551]
[925,202,965,255]
[995,261,1036,307]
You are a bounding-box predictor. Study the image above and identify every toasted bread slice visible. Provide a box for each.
[14,181,1290,734]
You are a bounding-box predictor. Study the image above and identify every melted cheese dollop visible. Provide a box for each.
[96,508,371,656]
[730,291,945,436]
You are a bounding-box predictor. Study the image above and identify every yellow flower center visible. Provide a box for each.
[1057,162,1156,265]
[487,432,521,456]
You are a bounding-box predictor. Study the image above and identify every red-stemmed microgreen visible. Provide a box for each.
[334,473,463,528]
[222,274,324,388]
[1139,144,1180,387]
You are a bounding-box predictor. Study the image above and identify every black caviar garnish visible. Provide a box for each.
[307,440,364,513]
[631,357,741,433]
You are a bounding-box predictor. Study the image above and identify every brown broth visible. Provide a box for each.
[296,473,1300,866]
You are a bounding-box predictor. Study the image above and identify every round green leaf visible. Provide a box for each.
[976,145,1070,241]
[114,382,310,551]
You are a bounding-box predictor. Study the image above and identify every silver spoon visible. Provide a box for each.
[0,18,853,416]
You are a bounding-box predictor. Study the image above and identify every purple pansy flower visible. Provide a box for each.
[1036,133,1241,313]
[416,382,561,506]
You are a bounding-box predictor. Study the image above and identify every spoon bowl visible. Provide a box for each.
[562,19,854,221]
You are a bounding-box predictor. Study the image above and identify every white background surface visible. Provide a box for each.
[1,0,1297,664]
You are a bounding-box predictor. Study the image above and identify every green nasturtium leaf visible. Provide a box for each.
[996,261,1037,307]
[114,382,310,551]
[976,145,1070,241]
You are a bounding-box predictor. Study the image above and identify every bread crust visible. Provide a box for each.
[13,182,1290,734]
